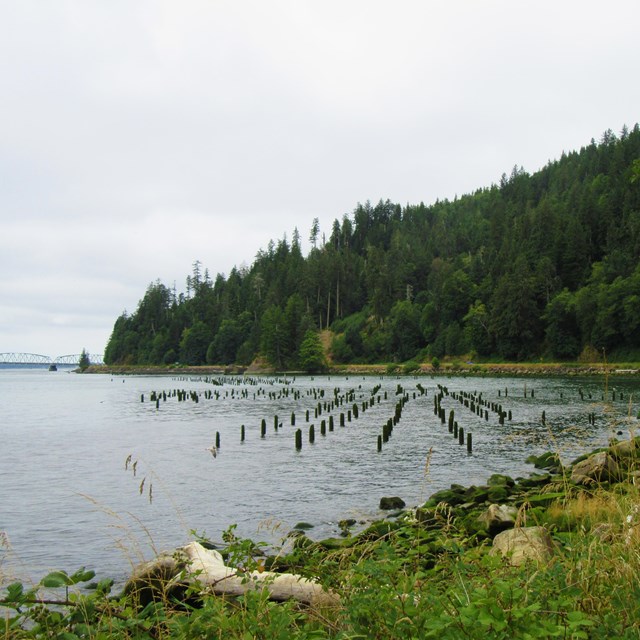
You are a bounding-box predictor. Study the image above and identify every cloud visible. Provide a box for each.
[1,0,639,355]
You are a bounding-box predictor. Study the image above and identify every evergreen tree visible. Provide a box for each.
[78,349,90,371]
[103,124,640,364]
[298,331,326,372]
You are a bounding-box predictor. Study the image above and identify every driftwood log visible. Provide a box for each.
[125,541,339,608]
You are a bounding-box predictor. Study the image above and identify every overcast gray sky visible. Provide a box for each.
[1,0,639,359]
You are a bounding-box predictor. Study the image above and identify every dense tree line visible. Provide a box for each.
[105,125,640,367]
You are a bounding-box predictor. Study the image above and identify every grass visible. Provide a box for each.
[5,450,640,639]
[4,380,640,638]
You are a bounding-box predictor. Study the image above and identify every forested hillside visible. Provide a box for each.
[105,125,640,368]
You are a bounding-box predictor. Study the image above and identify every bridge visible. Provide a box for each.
[0,352,105,366]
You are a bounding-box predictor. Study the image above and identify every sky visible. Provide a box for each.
[1,0,639,359]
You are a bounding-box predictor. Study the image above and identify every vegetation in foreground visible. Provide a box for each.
[4,436,640,638]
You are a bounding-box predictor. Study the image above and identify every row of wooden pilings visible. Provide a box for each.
[434,390,473,454]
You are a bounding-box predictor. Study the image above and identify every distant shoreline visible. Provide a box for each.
[83,362,639,377]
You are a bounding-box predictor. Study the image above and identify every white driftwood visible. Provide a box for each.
[125,541,339,608]
[179,541,338,606]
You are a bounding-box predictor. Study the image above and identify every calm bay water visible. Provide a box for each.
[1,367,638,587]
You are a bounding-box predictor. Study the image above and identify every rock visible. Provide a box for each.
[490,526,555,566]
[293,522,314,530]
[338,518,356,528]
[609,438,640,461]
[338,518,357,537]
[516,473,552,489]
[464,485,490,504]
[525,451,562,471]
[414,507,438,527]
[379,496,406,510]
[424,488,466,507]
[487,486,510,503]
[477,504,518,536]
[487,474,515,487]
[570,451,620,485]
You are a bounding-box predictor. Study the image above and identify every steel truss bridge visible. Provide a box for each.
[0,352,105,366]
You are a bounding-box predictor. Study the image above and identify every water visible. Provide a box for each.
[1,368,638,588]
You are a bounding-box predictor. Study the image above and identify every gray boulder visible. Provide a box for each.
[570,451,620,485]
[490,526,555,566]
[379,496,406,510]
[477,504,518,535]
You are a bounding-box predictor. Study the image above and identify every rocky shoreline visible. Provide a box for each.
[84,362,638,377]
[129,435,640,605]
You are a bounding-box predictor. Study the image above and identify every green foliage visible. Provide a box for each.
[545,289,580,358]
[179,321,213,365]
[298,330,326,372]
[388,300,422,361]
[78,349,90,371]
[260,305,288,369]
[403,359,420,373]
[8,476,640,638]
[105,125,640,365]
